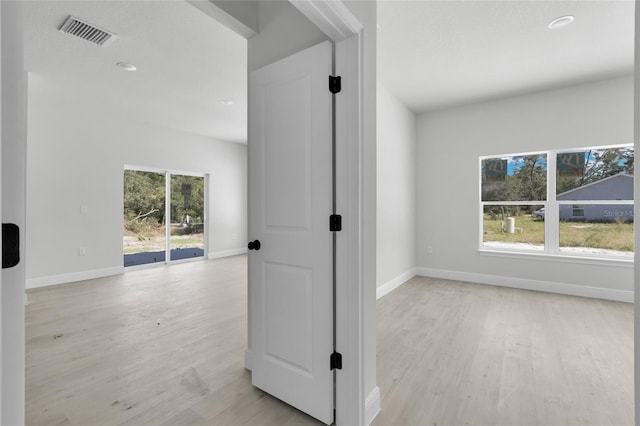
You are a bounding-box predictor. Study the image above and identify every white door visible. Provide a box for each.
[248,41,334,424]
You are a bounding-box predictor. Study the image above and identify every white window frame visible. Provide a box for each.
[479,144,634,264]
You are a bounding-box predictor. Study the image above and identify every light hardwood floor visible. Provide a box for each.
[26,256,321,426]
[373,276,633,426]
[27,256,633,425]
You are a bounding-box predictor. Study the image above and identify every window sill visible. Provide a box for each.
[478,248,633,268]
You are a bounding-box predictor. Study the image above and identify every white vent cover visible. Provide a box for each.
[59,16,117,47]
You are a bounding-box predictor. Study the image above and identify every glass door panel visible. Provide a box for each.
[123,170,167,266]
[169,174,205,261]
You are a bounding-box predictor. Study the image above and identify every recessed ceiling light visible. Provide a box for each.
[220,99,234,106]
[548,15,575,30]
[116,62,136,71]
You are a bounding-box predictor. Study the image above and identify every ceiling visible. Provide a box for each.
[23,1,636,131]
[23,1,248,144]
[378,0,635,113]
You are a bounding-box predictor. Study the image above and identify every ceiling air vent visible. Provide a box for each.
[59,15,117,47]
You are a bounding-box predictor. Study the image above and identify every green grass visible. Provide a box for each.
[169,235,205,250]
[123,223,204,254]
[483,214,545,245]
[483,214,634,252]
[559,221,633,252]
[123,242,165,254]
[123,236,205,254]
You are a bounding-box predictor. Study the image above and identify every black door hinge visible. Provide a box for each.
[330,214,342,232]
[329,75,341,94]
[330,351,342,370]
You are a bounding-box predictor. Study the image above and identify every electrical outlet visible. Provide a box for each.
[427,246,433,254]
[78,247,86,256]
[80,204,88,214]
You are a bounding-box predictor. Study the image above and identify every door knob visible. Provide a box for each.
[248,240,261,251]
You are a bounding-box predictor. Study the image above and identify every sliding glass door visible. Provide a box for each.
[123,168,206,267]
[169,174,205,261]
[123,170,167,266]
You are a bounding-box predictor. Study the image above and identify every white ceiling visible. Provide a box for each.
[24,1,635,132]
[379,0,635,113]
[23,1,248,144]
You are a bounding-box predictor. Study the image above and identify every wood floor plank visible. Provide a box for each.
[26,256,321,426]
[27,258,633,425]
[374,276,633,426]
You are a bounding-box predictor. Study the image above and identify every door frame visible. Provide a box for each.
[1,2,27,424]
[289,3,368,425]
[240,2,369,423]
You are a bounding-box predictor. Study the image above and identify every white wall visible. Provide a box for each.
[416,75,634,299]
[376,83,415,293]
[247,0,328,72]
[210,0,258,34]
[26,73,247,286]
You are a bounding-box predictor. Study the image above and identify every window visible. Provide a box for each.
[572,205,585,217]
[481,154,547,251]
[480,145,633,259]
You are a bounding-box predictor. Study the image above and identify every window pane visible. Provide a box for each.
[571,204,585,217]
[123,170,166,266]
[556,147,634,200]
[170,175,205,260]
[559,204,633,256]
[482,205,545,251]
[481,154,547,202]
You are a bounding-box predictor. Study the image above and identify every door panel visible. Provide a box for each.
[123,169,166,267]
[264,262,312,372]
[249,41,333,425]
[169,174,205,261]
[263,77,312,231]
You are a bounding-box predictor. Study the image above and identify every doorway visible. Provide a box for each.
[15,1,366,424]
[123,167,207,268]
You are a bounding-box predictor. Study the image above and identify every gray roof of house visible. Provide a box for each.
[556,173,633,200]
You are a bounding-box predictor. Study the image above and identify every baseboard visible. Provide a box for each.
[415,267,633,303]
[376,268,416,300]
[26,266,125,290]
[365,386,381,426]
[244,349,252,371]
[208,248,247,260]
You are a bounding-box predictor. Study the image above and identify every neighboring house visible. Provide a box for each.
[557,174,633,221]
